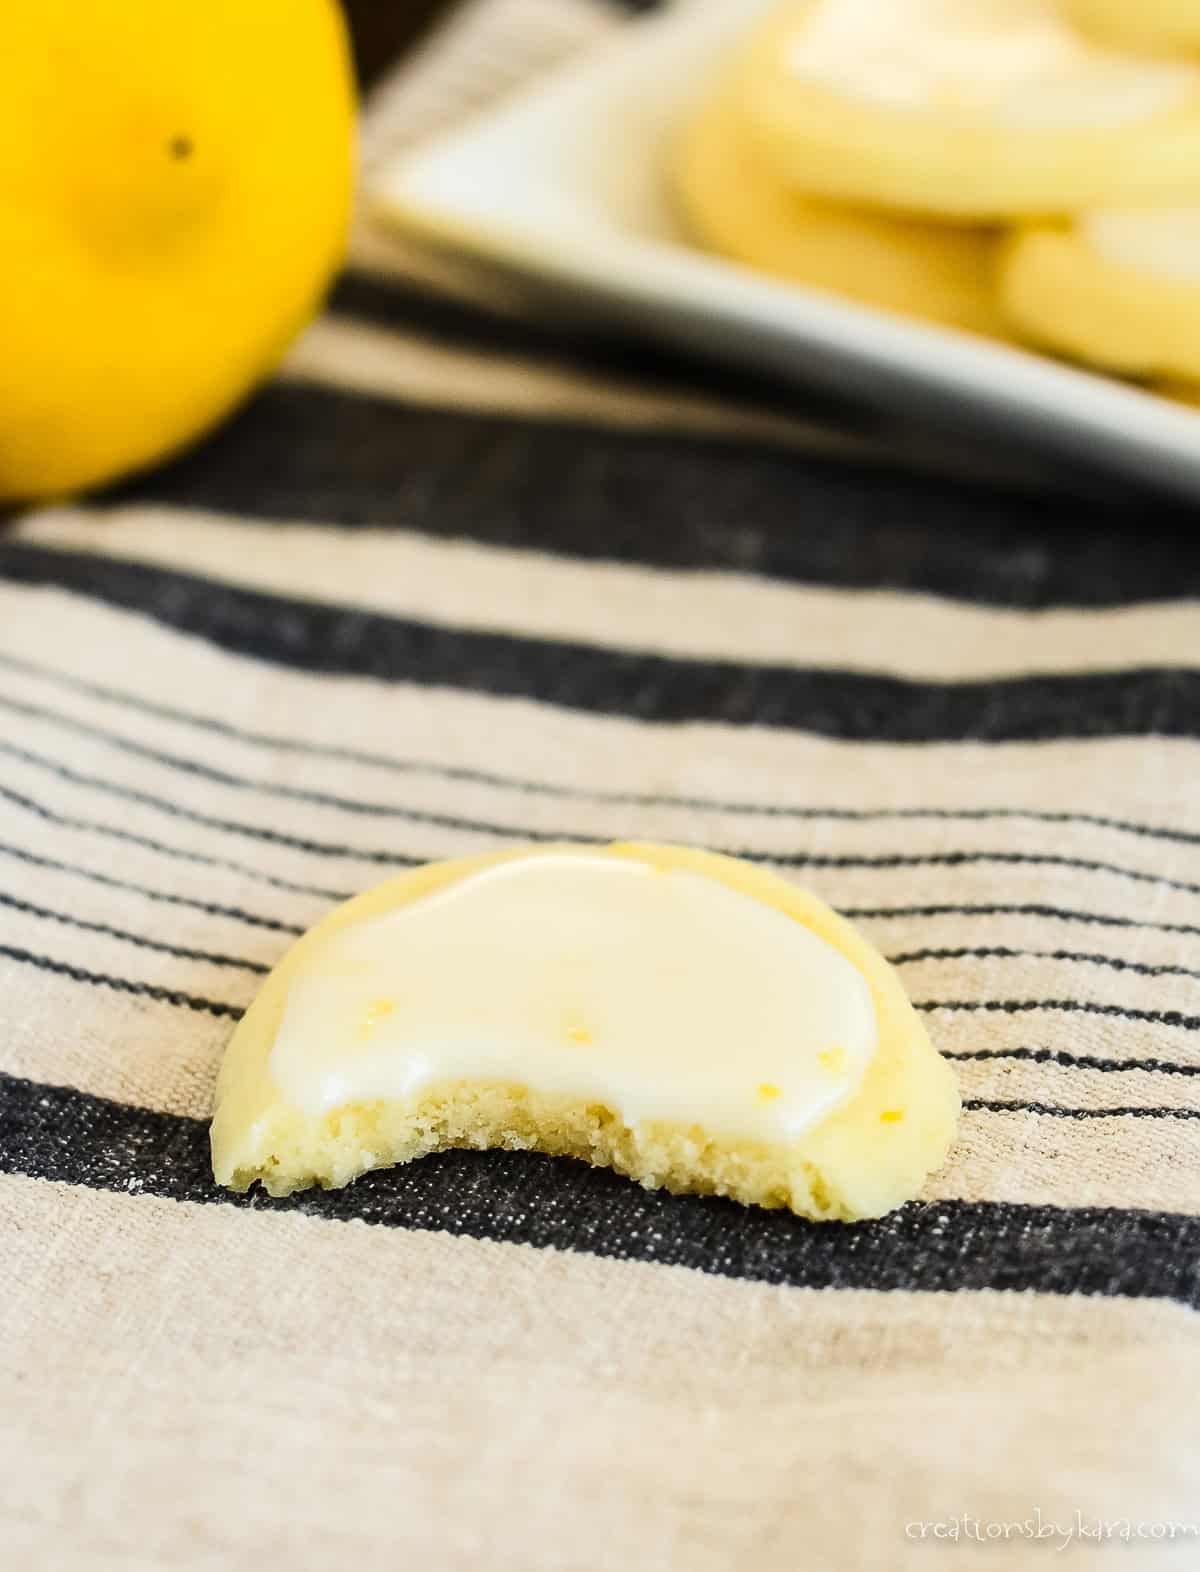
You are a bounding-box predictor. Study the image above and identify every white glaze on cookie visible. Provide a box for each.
[787,0,1197,128]
[270,850,877,1141]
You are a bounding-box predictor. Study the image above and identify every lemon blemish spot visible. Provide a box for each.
[757,1083,782,1102]
[818,1046,847,1074]
[564,1020,593,1046]
[880,1109,904,1124]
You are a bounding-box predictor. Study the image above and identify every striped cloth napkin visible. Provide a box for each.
[3,1,1199,1567]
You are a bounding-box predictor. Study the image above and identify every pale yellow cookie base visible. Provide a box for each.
[741,1,1200,219]
[672,83,1005,337]
[1001,224,1200,380]
[1065,0,1200,54]
[211,843,960,1222]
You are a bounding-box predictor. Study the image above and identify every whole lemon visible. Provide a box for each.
[0,0,355,501]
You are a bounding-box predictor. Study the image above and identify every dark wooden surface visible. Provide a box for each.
[343,0,450,88]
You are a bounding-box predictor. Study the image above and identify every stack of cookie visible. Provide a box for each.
[674,0,1200,398]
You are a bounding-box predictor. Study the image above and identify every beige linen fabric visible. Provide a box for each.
[3,1175,1199,1572]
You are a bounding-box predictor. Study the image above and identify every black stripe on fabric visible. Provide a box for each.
[7,887,1189,1003]
[946,1048,1200,1077]
[0,891,270,974]
[0,733,415,878]
[918,1000,1200,1032]
[327,272,854,427]
[4,800,1194,963]
[0,690,580,842]
[11,935,1199,1074]
[5,937,1197,1082]
[776,850,1200,898]
[10,892,1180,991]
[0,840,306,936]
[321,271,1170,510]
[10,690,1200,887]
[3,1072,1198,1305]
[103,380,1199,609]
[7,718,1198,913]
[3,544,1199,742]
[845,903,1200,939]
[4,650,1197,849]
[0,777,352,903]
[963,1098,1200,1120]
[889,947,1200,981]
[0,946,243,1020]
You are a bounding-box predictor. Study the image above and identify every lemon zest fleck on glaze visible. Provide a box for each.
[355,997,396,1039]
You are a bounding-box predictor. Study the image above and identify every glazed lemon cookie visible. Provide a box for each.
[1001,209,1200,378]
[211,844,960,1221]
[1065,0,1200,56]
[674,82,1005,334]
[740,0,1200,219]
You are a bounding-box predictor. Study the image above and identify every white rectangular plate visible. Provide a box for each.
[371,0,1200,496]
